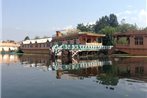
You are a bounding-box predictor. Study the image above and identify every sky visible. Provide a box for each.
[1,0,147,41]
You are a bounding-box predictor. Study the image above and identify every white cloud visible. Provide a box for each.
[63,25,74,30]
[117,10,137,16]
[116,9,147,27]
[15,27,22,30]
[52,27,63,31]
[52,25,75,31]
[125,10,132,14]
[127,5,133,9]
[138,9,147,23]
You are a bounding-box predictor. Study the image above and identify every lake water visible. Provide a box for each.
[1,54,147,98]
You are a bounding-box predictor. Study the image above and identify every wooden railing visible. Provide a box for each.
[86,43,102,46]
[52,44,113,52]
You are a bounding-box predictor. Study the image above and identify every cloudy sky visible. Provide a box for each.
[2,0,147,41]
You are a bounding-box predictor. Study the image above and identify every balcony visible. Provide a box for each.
[86,43,102,46]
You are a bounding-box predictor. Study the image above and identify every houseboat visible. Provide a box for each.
[20,30,113,57]
[51,30,105,46]
[112,30,147,55]
[20,37,52,54]
[50,30,111,58]
[0,41,20,53]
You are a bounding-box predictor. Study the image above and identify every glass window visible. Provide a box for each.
[135,36,143,45]
[74,39,76,44]
[68,40,70,44]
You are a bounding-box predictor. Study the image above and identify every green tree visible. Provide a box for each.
[117,37,128,45]
[99,26,117,45]
[24,36,30,41]
[109,14,118,27]
[77,14,119,34]
[94,16,110,33]
[144,27,147,30]
[43,36,49,38]
[86,24,95,32]
[94,14,118,33]
[34,36,40,39]
[77,23,94,32]
[117,20,138,33]
[77,23,87,32]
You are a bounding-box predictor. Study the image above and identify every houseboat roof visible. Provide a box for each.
[79,32,105,37]
[114,30,147,37]
[52,32,105,41]
[22,37,52,44]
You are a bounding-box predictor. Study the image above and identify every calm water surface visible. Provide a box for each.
[1,54,147,98]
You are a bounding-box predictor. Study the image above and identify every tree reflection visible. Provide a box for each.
[96,65,119,86]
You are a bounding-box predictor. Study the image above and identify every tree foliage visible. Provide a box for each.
[99,26,117,45]
[76,13,146,45]
[94,14,118,33]
[143,27,147,30]
[117,37,128,45]
[34,36,40,39]
[117,22,138,33]
[77,23,94,32]
[77,14,119,45]
[43,36,49,38]
[109,14,118,27]
[77,14,118,34]
[24,36,30,41]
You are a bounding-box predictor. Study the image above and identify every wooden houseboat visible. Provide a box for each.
[20,38,52,54]
[50,30,112,58]
[51,30,105,46]
[20,30,113,57]
[0,41,20,53]
[112,30,147,55]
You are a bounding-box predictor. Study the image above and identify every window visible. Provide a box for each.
[135,36,143,45]
[74,39,77,44]
[58,41,62,45]
[30,44,33,48]
[43,44,46,47]
[68,40,70,44]
[35,44,38,47]
[87,39,91,43]
[47,43,50,47]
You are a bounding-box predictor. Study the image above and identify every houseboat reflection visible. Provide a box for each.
[19,54,52,71]
[0,54,20,64]
[18,54,147,83]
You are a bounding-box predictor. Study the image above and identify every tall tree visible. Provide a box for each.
[24,36,30,41]
[34,36,40,39]
[109,14,118,27]
[77,23,88,32]
[94,16,110,33]
[117,23,138,33]
[77,23,94,32]
[99,26,117,45]
[43,36,49,38]
[77,14,119,34]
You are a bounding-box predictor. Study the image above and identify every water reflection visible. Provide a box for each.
[112,57,147,81]
[20,54,51,71]
[1,54,147,84]
[0,54,20,64]
[2,54,147,98]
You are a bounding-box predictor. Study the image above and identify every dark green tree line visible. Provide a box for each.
[77,13,141,45]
